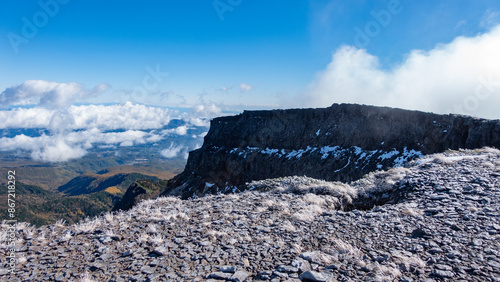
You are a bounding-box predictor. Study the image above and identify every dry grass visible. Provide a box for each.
[137,232,150,243]
[60,231,73,242]
[79,271,96,282]
[432,154,453,165]
[482,162,495,168]
[280,220,297,232]
[154,196,181,204]
[207,230,228,239]
[400,204,423,217]
[290,182,356,207]
[290,243,303,254]
[150,234,164,245]
[355,167,410,196]
[75,218,101,234]
[392,252,426,270]
[302,193,326,206]
[147,224,158,234]
[225,193,241,200]
[103,212,114,223]
[300,250,337,265]
[254,206,268,213]
[292,204,324,222]
[373,264,402,281]
[261,199,278,206]
[476,147,500,155]
[226,237,239,245]
[331,239,361,256]
[468,206,479,212]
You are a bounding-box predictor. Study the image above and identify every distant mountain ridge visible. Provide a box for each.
[112,179,166,211]
[160,103,500,198]
[0,169,174,226]
[58,172,159,196]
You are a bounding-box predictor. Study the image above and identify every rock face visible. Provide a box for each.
[112,179,164,211]
[161,104,500,198]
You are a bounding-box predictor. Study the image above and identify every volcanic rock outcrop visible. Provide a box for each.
[161,104,500,199]
[112,179,164,212]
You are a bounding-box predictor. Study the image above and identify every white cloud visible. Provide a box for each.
[30,138,87,162]
[240,83,253,92]
[0,80,110,109]
[0,107,53,128]
[0,134,43,152]
[0,102,174,131]
[69,102,173,131]
[174,125,188,135]
[160,144,185,159]
[0,134,87,162]
[160,125,191,137]
[87,130,148,146]
[219,86,230,92]
[297,25,500,119]
[0,126,165,162]
[48,110,76,134]
[192,103,222,117]
[184,103,223,127]
[481,9,500,28]
[0,102,226,162]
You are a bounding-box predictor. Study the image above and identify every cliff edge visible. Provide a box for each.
[161,103,500,199]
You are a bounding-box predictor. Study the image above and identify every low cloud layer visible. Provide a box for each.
[0,80,110,109]
[298,25,500,119]
[0,134,88,162]
[0,129,159,162]
[0,102,175,131]
[160,144,187,159]
[0,102,222,162]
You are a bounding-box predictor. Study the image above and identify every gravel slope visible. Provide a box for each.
[1,148,499,281]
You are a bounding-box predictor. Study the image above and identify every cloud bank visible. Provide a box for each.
[298,25,500,119]
[0,102,175,131]
[160,144,186,159]
[0,80,110,109]
[0,129,160,162]
[0,102,222,162]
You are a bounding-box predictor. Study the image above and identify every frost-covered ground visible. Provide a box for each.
[1,148,499,281]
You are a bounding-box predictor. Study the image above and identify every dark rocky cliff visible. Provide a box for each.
[112,179,164,211]
[160,103,500,199]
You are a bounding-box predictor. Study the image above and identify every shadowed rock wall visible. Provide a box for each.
[161,104,500,199]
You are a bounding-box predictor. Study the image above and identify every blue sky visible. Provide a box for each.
[1,0,500,162]
[1,0,500,111]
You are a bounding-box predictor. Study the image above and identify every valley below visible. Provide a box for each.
[0,156,184,226]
